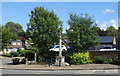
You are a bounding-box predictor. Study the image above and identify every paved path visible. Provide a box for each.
[2,69,119,74]
[1,56,120,70]
[0,56,120,75]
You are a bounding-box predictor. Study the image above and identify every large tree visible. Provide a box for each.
[5,22,24,39]
[106,26,117,36]
[66,13,98,51]
[0,26,13,50]
[27,7,62,57]
[118,27,120,45]
[106,26,119,44]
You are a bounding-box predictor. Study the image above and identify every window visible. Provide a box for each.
[55,46,60,48]
[12,42,16,45]
[18,43,20,45]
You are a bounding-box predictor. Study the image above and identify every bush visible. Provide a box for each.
[3,53,11,57]
[11,52,19,57]
[93,56,113,64]
[67,52,92,65]
[37,57,46,63]
[20,49,27,53]
[18,49,28,57]
[20,52,26,57]
[17,49,21,54]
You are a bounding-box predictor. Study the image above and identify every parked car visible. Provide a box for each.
[49,45,67,52]
[67,46,73,50]
[99,46,116,51]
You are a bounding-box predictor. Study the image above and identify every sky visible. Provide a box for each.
[2,2,118,33]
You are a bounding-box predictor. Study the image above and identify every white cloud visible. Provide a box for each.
[66,27,70,30]
[100,19,118,30]
[63,8,67,11]
[109,19,118,29]
[103,9,115,14]
[100,24,107,30]
[96,20,99,24]
[53,10,56,12]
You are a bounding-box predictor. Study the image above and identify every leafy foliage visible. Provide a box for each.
[27,7,62,57]
[93,56,113,64]
[106,26,118,44]
[0,26,13,50]
[106,26,117,36]
[66,52,92,65]
[17,49,28,57]
[11,52,19,57]
[5,22,24,39]
[66,13,98,51]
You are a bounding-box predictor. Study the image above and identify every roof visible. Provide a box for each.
[7,45,23,48]
[17,36,26,41]
[11,40,22,42]
[99,36,114,44]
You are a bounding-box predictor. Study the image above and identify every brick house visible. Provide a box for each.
[99,36,116,45]
[4,40,25,53]
[95,36,116,50]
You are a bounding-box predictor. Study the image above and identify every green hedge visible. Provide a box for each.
[17,49,28,57]
[11,52,19,57]
[93,56,113,64]
[66,52,92,65]
[3,53,11,57]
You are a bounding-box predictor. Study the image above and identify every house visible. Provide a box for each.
[95,36,116,50]
[99,36,116,45]
[4,40,25,53]
[16,36,26,43]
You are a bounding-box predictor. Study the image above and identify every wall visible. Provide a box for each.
[89,51,120,59]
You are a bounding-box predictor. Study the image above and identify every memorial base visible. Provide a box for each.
[55,56,69,66]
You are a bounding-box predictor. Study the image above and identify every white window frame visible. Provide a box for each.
[12,42,16,45]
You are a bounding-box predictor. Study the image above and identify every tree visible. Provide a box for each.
[91,26,100,31]
[5,22,24,39]
[117,27,120,45]
[66,13,98,51]
[27,7,62,57]
[98,29,108,36]
[106,26,119,44]
[106,26,117,36]
[0,26,13,50]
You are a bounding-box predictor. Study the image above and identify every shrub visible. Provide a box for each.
[11,52,19,57]
[67,52,92,65]
[20,52,26,57]
[20,49,27,53]
[93,56,113,64]
[18,49,28,57]
[38,57,46,63]
[3,53,11,57]
[17,49,21,54]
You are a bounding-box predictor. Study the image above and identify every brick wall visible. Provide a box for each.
[89,51,120,59]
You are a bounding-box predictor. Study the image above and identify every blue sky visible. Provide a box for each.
[2,2,118,32]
